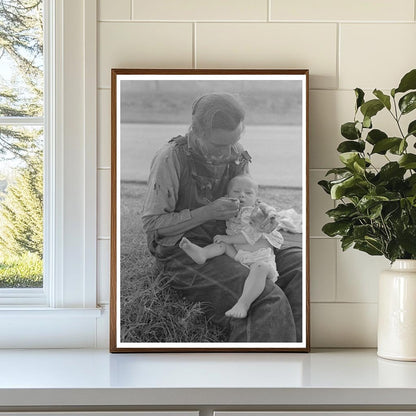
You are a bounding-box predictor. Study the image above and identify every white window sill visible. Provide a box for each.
[0,307,105,348]
[0,307,102,316]
[0,349,415,410]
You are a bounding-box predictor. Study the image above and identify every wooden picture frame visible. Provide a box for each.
[110,69,310,352]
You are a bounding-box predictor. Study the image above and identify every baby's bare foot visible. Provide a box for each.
[225,301,249,319]
[179,237,207,264]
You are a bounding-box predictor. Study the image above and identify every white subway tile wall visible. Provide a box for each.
[270,0,414,22]
[97,0,416,347]
[97,239,110,305]
[132,0,269,21]
[311,303,378,347]
[98,90,111,168]
[196,23,338,89]
[99,0,131,21]
[340,24,416,90]
[336,247,390,303]
[97,169,111,239]
[98,22,193,88]
[310,239,336,302]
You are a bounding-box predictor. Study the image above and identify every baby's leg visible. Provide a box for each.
[225,261,273,319]
[222,243,238,260]
[179,237,227,265]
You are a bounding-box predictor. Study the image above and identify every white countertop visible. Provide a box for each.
[0,348,416,407]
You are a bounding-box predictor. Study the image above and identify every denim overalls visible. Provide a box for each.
[153,136,301,342]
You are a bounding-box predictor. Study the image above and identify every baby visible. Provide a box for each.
[179,175,283,319]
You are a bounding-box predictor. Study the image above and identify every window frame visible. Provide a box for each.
[0,0,47,304]
[0,0,100,348]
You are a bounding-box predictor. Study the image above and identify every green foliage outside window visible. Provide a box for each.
[0,0,44,288]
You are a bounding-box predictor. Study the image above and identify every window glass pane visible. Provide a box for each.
[0,126,43,289]
[0,0,44,291]
[0,0,44,117]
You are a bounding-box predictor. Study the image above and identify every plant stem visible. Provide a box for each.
[390,97,407,139]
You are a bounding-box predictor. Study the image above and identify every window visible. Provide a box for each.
[0,0,101,348]
[0,0,45,294]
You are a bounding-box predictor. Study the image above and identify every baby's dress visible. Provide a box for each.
[225,206,284,282]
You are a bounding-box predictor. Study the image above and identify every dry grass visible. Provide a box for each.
[120,181,301,343]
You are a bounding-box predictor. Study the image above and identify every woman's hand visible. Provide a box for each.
[204,197,240,221]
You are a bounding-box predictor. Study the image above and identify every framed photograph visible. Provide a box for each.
[110,69,310,352]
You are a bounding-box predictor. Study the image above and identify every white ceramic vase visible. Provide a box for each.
[378,259,416,361]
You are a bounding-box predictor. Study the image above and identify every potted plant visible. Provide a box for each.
[319,68,416,361]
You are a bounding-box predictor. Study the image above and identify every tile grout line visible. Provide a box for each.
[97,19,415,24]
[96,87,376,92]
[267,0,271,22]
[311,301,378,305]
[333,230,338,303]
[130,0,133,20]
[193,22,197,69]
[336,22,340,90]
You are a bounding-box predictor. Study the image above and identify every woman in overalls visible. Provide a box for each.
[142,93,302,342]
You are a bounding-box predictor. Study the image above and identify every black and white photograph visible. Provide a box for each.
[110,69,309,352]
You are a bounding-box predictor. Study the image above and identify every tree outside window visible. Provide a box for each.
[0,0,44,288]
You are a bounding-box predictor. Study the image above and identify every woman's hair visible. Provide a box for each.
[190,93,245,139]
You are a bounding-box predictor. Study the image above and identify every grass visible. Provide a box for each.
[120,182,227,342]
[120,181,302,343]
[0,252,43,288]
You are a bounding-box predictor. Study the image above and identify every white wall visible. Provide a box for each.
[96,0,416,347]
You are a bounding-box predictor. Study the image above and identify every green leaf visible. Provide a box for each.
[318,180,331,194]
[399,154,416,169]
[371,137,402,154]
[378,162,406,181]
[406,174,416,187]
[341,235,355,251]
[325,167,351,176]
[363,116,372,129]
[390,139,408,155]
[366,129,387,145]
[330,176,357,199]
[355,88,365,110]
[360,99,384,119]
[369,203,383,220]
[339,152,360,167]
[352,224,374,240]
[322,221,351,237]
[353,158,366,174]
[326,203,357,220]
[357,195,389,211]
[405,175,416,196]
[391,88,396,97]
[354,241,383,256]
[337,140,365,153]
[373,89,391,110]
[386,240,403,263]
[398,227,416,255]
[396,69,416,94]
[341,122,361,140]
[407,120,416,137]
[399,92,416,115]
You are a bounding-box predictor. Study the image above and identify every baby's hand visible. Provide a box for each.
[250,202,279,233]
[213,235,230,244]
